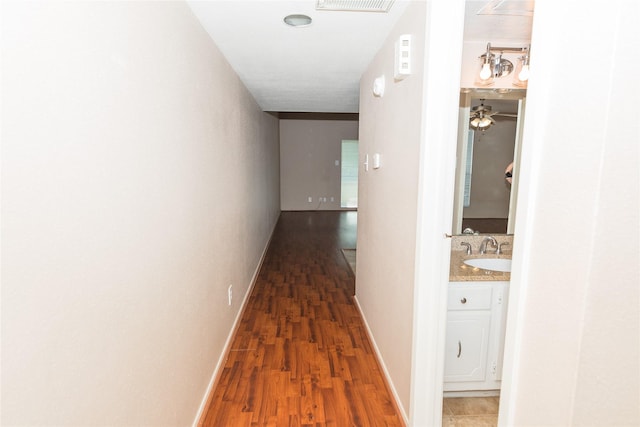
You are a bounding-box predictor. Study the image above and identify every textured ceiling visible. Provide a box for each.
[464,0,534,42]
[188,0,533,113]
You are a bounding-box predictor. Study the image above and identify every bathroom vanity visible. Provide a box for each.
[445,237,512,395]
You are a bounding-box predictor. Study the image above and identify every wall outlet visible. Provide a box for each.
[330,196,334,202]
[308,196,312,203]
[228,285,233,306]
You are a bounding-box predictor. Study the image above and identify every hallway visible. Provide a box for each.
[200,211,404,426]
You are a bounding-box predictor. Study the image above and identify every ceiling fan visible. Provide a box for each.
[469,99,517,130]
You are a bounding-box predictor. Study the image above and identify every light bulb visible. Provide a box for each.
[479,63,492,80]
[479,117,492,128]
[517,64,530,82]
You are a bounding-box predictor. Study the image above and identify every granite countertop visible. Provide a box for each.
[449,250,512,282]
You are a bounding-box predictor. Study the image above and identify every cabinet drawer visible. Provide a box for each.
[448,285,492,310]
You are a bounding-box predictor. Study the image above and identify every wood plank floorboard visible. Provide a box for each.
[200,211,404,427]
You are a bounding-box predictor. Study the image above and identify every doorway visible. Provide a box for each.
[340,139,358,208]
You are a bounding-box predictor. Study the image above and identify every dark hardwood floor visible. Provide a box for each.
[199,211,405,426]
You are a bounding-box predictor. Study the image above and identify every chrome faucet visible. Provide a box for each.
[479,236,498,254]
[496,241,510,255]
[460,242,472,255]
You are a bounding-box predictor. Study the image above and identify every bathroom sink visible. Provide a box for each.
[464,258,512,273]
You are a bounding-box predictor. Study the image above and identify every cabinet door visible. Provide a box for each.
[444,311,491,383]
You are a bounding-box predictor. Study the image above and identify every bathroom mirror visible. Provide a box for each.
[452,88,526,235]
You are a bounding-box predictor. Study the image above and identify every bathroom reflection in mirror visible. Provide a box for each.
[452,89,526,235]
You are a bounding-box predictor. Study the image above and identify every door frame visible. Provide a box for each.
[409,1,465,426]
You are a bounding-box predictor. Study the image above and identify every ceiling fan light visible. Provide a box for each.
[470,100,495,130]
[469,115,493,130]
[479,117,493,128]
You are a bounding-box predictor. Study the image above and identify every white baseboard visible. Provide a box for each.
[192,219,279,426]
[353,296,409,425]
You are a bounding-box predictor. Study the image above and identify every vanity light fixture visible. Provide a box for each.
[513,45,531,87]
[476,43,531,87]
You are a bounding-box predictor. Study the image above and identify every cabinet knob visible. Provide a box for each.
[460,297,467,304]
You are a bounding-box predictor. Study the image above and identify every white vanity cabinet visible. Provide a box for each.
[444,281,509,392]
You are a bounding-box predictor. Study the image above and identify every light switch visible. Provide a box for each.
[373,153,381,169]
[373,75,385,97]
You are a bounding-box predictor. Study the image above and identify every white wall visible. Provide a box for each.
[280,119,358,211]
[1,2,280,425]
[356,1,428,418]
[500,1,640,425]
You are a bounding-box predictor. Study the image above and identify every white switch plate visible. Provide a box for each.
[395,34,411,80]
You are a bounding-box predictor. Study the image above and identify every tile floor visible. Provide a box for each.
[442,397,499,426]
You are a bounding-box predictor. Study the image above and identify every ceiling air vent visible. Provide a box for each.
[316,0,395,12]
